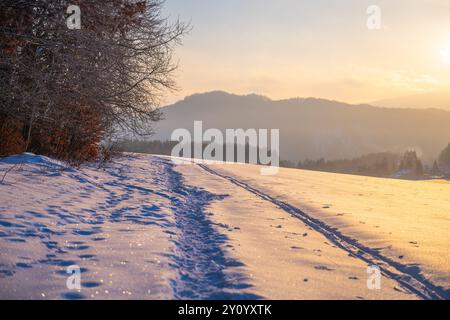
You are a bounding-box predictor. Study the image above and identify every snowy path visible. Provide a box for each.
[198,164,447,300]
[158,158,259,299]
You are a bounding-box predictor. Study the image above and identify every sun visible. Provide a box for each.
[440,42,450,65]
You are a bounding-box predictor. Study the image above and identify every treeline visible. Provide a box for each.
[282,144,450,179]
[115,139,276,163]
[281,152,402,177]
[438,142,450,173]
[0,1,186,163]
[115,140,177,156]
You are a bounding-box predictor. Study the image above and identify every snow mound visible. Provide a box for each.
[0,153,67,169]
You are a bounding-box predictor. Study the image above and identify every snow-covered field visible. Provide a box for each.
[0,153,449,299]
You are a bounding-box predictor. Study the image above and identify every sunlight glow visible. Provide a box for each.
[440,42,450,65]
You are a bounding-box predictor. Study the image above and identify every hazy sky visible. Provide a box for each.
[162,0,450,104]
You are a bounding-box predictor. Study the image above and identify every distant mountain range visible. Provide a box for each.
[371,91,450,111]
[150,91,450,163]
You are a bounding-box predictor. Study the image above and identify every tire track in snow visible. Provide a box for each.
[198,163,449,300]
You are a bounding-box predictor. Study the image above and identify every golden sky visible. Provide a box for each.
[163,0,450,105]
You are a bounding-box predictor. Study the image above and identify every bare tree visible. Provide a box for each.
[0,0,188,161]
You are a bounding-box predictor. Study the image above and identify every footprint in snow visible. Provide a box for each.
[16,262,32,269]
[79,254,96,260]
[314,265,334,271]
[409,241,419,247]
[81,281,101,288]
[62,292,85,300]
